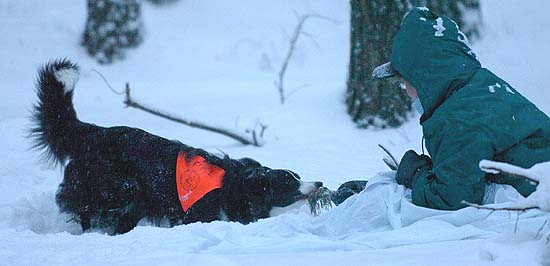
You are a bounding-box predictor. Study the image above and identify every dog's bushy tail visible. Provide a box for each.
[30,59,82,165]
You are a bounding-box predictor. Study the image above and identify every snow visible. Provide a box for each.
[371,62,396,79]
[1,0,549,265]
[479,160,550,266]
[506,85,515,94]
[487,82,513,95]
[480,160,550,212]
[433,17,446,37]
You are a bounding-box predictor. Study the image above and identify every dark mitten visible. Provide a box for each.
[396,150,432,188]
[331,180,368,206]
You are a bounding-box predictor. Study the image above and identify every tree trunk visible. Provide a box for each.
[83,0,144,64]
[346,0,412,128]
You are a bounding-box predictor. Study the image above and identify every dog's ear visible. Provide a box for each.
[239,157,262,169]
[243,167,272,194]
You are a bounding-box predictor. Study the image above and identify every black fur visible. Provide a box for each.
[30,59,322,235]
[30,59,80,165]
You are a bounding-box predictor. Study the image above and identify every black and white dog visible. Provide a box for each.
[30,59,323,235]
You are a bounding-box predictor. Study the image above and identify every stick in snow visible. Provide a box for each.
[463,160,550,213]
[123,83,265,146]
[378,144,399,170]
[461,200,540,212]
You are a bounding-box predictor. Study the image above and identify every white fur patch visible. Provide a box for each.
[299,181,318,195]
[55,68,80,91]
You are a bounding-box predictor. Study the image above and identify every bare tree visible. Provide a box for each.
[275,13,338,104]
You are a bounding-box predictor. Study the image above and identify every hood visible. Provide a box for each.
[390,7,481,120]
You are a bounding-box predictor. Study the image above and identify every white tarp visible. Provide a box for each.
[190,171,548,253]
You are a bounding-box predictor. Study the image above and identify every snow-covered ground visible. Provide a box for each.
[0,0,549,265]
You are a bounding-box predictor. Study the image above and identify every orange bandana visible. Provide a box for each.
[176,152,224,212]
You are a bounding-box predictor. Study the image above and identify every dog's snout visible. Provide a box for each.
[314,181,323,188]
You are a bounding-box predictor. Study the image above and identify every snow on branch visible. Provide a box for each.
[479,160,549,212]
[479,159,542,185]
[123,83,266,146]
[463,160,550,247]
[462,160,550,213]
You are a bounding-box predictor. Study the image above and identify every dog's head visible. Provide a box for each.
[221,158,324,222]
[266,169,323,208]
[239,158,323,208]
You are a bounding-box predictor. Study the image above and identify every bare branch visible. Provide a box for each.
[124,83,264,146]
[378,144,399,170]
[258,122,268,138]
[92,69,125,95]
[276,14,308,104]
[275,13,339,104]
[537,219,548,238]
[285,83,311,99]
[300,31,320,49]
[463,200,542,234]
[462,200,540,212]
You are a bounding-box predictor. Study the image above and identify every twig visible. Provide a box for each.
[378,144,399,170]
[92,69,125,95]
[275,13,339,104]
[123,83,264,146]
[462,200,539,212]
[286,83,311,99]
[258,122,268,138]
[462,200,539,234]
[536,219,548,238]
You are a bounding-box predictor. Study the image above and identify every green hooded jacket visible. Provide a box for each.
[389,7,550,210]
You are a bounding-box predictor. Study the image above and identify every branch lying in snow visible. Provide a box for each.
[465,160,550,240]
[123,83,265,146]
[462,201,540,212]
[463,160,550,213]
[462,199,546,236]
[275,13,339,104]
[480,159,550,212]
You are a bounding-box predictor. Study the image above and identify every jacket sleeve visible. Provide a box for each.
[410,123,495,210]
